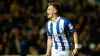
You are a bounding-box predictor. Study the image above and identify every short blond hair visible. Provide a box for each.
[48,2,61,15]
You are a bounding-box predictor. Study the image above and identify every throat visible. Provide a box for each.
[52,19,57,22]
[51,16,59,23]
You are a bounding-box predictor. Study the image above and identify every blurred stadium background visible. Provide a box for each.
[0,0,100,56]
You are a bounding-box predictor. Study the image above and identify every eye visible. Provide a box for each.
[48,9,50,10]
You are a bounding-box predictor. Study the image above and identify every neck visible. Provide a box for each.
[51,15,59,22]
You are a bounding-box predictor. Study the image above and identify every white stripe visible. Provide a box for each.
[59,19,69,46]
[59,19,64,33]
[53,23,57,34]
[48,21,51,34]
[48,21,55,47]
[52,22,59,48]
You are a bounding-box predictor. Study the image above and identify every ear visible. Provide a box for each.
[54,9,57,13]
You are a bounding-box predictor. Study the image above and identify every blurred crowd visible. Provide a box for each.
[0,0,100,56]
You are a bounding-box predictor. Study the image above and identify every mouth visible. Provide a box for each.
[46,12,49,15]
[47,14,50,17]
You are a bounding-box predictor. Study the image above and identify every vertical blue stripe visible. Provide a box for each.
[54,37,58,49]
[56,19,65,51]
[65,30,72,47]
[64,28,72,48]
[63,18,72,48]
[46,23,48,33]
[50,22,58,49]
[50,22,53,34]
[46,23,51,36]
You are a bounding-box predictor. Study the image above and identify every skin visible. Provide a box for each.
[46,5,58,22]
[45,5,78,56]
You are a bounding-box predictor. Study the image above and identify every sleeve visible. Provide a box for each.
[46,23,52,36]
[64,19,74,33]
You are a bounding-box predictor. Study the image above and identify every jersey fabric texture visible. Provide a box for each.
[46,16,74,51]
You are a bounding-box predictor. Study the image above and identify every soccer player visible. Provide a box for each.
[45,3,78,56]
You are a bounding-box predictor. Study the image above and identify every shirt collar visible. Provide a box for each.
[51,16,60,23]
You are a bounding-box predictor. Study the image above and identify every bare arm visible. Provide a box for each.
[45,36,52,56]
[73,31,78,47]
[72,31,78,56]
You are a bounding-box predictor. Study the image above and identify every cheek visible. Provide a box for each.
[49,10,54,14]
[49,12,54,15]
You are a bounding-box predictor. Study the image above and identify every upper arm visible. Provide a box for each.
[48,36,52,40]
[46,23,52,36]
[47,36,52,45]
[64,19,74,33]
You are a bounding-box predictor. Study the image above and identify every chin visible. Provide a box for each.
[48,16,52,19]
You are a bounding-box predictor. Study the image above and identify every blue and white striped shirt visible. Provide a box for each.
[46,16,74,51]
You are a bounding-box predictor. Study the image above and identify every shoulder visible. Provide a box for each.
[46,19,51,26]
[60,17,70,22]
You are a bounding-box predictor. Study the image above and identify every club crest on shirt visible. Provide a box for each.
[68,23,73,29]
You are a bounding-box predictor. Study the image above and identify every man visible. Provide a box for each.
[45,3,78,56]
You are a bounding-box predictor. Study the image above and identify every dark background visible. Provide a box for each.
[0,0,100,56]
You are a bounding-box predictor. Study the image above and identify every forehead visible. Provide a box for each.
[47,5,54,9]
